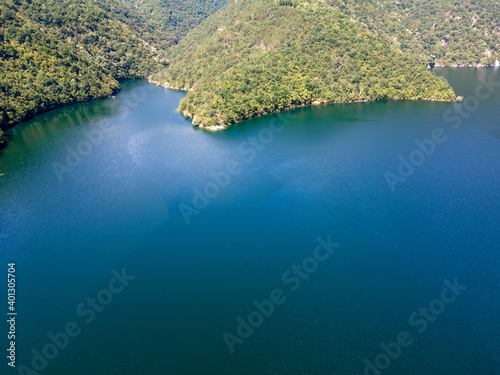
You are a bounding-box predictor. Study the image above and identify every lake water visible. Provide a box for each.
[0,68,499,374]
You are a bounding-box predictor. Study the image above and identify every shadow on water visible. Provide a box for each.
[2,99,113,158]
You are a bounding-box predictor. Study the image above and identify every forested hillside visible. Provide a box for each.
[326,0,500,66]
[0,0,227,148]
[151,0,456,128]
[124,0,228,46]
[1,0,498,144]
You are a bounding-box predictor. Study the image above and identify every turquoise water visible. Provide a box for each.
[1,68,499,374]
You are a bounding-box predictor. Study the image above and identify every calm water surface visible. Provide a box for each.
[0,68,499,374]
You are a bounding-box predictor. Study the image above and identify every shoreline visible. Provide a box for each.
[155,77,457,132]
[188,96,456,132]
[147,77,189,91]
[1,62,495,151]
[0,81,128,153]
[433,61,500,68]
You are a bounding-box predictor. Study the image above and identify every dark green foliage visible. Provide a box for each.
[0,0,227,143]
[123,0,228,46]
[326,0,500,66]
[1,0,497,141]
[151,0,456,127]
[0,0,158,134]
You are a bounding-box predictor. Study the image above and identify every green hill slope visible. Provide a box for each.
[326,0,500,67]
[0,0,228,147]
[151,0,456,128]
[123,0,228,46]
[2,0,496,143]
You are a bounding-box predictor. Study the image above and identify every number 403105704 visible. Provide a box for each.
[8,263,15,312]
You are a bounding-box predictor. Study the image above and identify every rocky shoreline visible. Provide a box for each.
[149,67,481,132]
[148,77,170,88]
[189,96,456,132]
[434,60,500,68]
[147,77,190,91]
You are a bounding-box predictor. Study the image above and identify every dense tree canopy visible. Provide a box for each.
[151,0,457,127]
[123,0,228,46]
[326,0,500,66]
[0,0,227,147]
[1,0,498,144]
